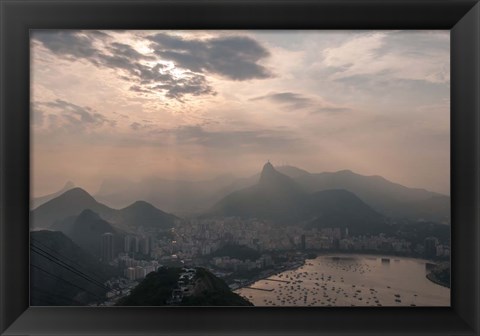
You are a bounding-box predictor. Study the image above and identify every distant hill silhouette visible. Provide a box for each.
[32,188,111,229]
[117,201,177,228]
[34,164,449,228]
[211,163,385,234]
[94,164,449,223]
[32,181,75,209]
[94,168,308,214]
[392,195,450,223]
[215,166,449,224]
[32,187,178,231]
[211,162,309,223]
[30,230,118,306]
[51,209,123,258]
[95,175,238,214]
[293,169,450,223]
[305,189,386,234]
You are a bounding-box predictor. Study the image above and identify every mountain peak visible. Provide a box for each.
[127,200,156,210]
[77,209,101,221]
[62,187,95,200]
[257,162,304,196]
[64,181,75,189]
[122,200,163,214]
[263,161,274,170]
[122,200,173,217]
[260,161,277,181]
[336,169,354,175]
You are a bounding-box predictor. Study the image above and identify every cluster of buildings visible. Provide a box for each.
[336,234,412,253]
[103,277,136,303]
[424,237,451,258]
[124,235,153,257]
[168,268,197,304]
[98,216,449,291]
[211,254,274,272]
[116,254,160,281]
[102,232,156,273]
[171,219,418,258]
[170,218,304,257]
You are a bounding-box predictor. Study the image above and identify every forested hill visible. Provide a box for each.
[116,267,252,306]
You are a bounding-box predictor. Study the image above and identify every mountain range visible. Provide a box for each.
[31,187,178,232]
[293,169,449,223]
[51,209,124,258]
[32,162,450,237]
[94,175,237,215]
[91,164,449,223]
[211,162,386,235]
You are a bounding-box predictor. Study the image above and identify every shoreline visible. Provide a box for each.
[235,253,444,292]
[426,273,450,289]
[234,260,307,291]
[235,253,450,307]
[310,249,446,263]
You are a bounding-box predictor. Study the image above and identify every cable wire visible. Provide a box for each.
[31,238,106,283]
[31,244,111,291]
[30,263,105,301]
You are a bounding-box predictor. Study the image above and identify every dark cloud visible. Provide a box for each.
[252,92,313,109]
[113,112,130,119]
[37,99,116,132]
[131,63,215,100]
[89,30,113,40]
[130,122,142,130]
[133,63,171,84]
[33,31,99,60]
[109,42,147,59]
[33,31,215,100]
[130,121,155,131]
[152,74,215,100]
[253,92,351,114]
[129,85,152,94]
[34,31,274,99]
[97,42,156,72]
[44,99,107,124]
[148,33,273,80]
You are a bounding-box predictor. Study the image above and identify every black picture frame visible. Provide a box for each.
[1,0,479,335]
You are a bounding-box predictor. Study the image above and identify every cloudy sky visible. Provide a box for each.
[31,30,450,197]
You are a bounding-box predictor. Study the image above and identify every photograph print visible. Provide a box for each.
[30,30,451,307]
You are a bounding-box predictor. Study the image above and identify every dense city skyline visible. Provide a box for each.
[31,30,450,197]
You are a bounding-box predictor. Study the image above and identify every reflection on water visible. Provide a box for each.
[235,255,450,307]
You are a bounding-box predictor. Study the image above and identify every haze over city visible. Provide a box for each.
[31,30,450,197]
[30,30,451,308]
